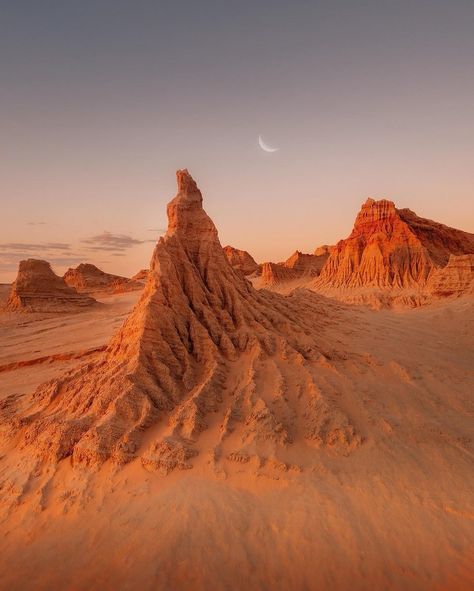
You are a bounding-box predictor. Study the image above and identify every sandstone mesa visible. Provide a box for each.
[5,259,97,313]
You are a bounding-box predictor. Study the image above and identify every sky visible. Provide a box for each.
[1,0,473,282]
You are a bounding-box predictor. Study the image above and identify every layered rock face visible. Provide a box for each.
[2,170,359,473]
[223,245,258,275]
[5,259,96,313]
[427,254,474,297]
[258,249,329,288]
[260,261,298,285]
[284,250,329,276]
[313,198,474,300]
[64,263,143,295]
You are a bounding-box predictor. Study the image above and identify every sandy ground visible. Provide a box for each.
[0,291,141,400]
[0,293,473,590]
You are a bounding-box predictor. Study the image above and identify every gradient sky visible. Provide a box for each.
[1,0,473,282]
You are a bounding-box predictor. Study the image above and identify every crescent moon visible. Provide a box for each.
[258,135,279,153]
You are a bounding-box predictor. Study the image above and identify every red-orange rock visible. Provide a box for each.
[63,263,143,295]
[314,198,474,292]
[283,250,329,276]
[427,254,474,297]
[313,245,334,257]
[223,246,258,275]
[258,249,330,287]
[5,259,96,313]
[132,269,149,283]
[260,261,298,285]
[4,170,359,470]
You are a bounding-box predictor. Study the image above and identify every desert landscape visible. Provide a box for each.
[0,170,473,590]
[2,2,474,589]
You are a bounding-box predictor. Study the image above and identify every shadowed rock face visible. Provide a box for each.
[223,246,258,275]
[5,259,96,312]
[63,263,143,295]
[2,170,360,473]
[315,198,474,290]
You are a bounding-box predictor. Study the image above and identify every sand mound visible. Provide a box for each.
[5,259,96,313]
[64,263,143,295]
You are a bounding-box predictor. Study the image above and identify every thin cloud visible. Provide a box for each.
[147,228,166,233]
[82,231,145,253]
[49,256,87,266]
[0,252,87,270]
[0,242,71,252]
[27,221,47,226]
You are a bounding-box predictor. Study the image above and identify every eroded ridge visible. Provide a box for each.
[0,170,360,474]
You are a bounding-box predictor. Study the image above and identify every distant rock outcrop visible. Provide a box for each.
[427,254,474,297]
[3,170,360,472]
[5,259,96,313]
[64,263,143,295]
[311,198,474,306]
[283,250,329,276]
[223,246,258,275]
[313,245,334,257]
[132,269,149,283]
[258,249,330,288]
[260,261,298,286]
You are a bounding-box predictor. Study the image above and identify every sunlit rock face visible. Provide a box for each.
[6,259,96,312]
[64,263,143,295]
[223,245,258,275]
[315,198,474,290]
[4,170,359,473]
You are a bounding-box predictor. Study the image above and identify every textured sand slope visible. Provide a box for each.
[0,296,472,591]
[0,292,140,401]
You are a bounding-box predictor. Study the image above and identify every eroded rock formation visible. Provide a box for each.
[283,250,329,276]
[5,259,96,313]
[64,263,144,295]
[427,254,474,297]
[132,269,149,283]
[1,170,360,473]
[311,198,474,306]
[258,249,330,288]
[314,245,334,257]
[260,261,298,285]
[223,246,258,275]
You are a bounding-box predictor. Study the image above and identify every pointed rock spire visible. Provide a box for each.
[3,170,360,473]
[166,169,217,243]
